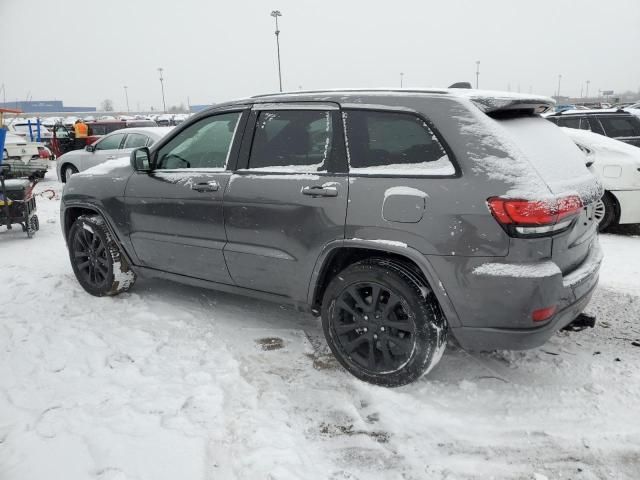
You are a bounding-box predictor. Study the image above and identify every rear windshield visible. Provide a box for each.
[497,116,593,194]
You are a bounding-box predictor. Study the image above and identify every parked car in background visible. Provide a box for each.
[85,119,158,144]
[56,126,173,182]
[562,127,640,231]
[625,103,640,119]
[2,132,51,178]
[546,109,640,147]
[61,89,602,386]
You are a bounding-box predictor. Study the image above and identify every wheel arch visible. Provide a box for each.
[604,190,622,223]
[62,203,135,267]
[308,240,461,327]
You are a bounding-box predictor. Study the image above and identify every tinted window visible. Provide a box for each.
[599,116,640,137]
[557,117,581,129]
[123,133,149,149]
[88,124,105,136]
[95,133,125,150]
[248,110,332,171]
[343,110,453,175]
[156,112,240,170]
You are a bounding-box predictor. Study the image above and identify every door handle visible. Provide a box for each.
[191,181,219,192]
[301,185,338,197]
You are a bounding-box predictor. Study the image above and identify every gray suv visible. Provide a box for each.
[61,89,603,386]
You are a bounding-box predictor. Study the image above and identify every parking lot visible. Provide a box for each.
[0,174,638,480]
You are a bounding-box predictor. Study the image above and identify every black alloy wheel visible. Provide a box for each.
[333,282,416,374]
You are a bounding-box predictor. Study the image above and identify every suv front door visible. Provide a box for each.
[124,109,247,283]
[223,103,349,301]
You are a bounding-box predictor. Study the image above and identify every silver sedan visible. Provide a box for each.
[56,127,174,182]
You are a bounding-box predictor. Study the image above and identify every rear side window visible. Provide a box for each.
[248,110,332,172]
[599,116,640,137]
[343,110,454,175]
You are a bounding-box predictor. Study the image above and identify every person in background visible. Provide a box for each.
[73,119,88,150]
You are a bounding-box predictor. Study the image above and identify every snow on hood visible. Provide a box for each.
[561,127,640,166]
[77,156,131,176]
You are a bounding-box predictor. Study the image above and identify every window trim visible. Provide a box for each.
[342,107,461,179]
[149,109,249,172]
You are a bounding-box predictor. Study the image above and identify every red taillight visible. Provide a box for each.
[487,195,583,236]
[532,305,557,322]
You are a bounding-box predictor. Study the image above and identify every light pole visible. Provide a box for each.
[475,61,480,89]
[556,74,562,99]
[271,10,283,92]
[586,80,590,99]
[123,85,130,113]
[400,72,404,88]
[157,67,166,113]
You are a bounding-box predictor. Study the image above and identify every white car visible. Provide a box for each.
[626,103,640,119]
[2,132,50,178]
[562,127,640,230]
[56,126,173,182]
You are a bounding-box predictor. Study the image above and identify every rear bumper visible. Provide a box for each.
[431,240,603,351]
[610,190,640,224]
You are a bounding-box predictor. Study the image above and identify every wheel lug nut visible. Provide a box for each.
[363,315,369,321]
[363,327,368,332]
[380,326,385,332]
[373,334,378,340]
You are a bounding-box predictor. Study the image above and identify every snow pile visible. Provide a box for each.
[350,156,455,175]
[473,261,562,278]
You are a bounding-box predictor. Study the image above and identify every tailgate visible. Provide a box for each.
[497,116,603,274]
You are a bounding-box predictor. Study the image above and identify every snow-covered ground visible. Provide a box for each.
[1,174,639,480]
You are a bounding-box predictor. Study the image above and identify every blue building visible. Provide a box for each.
[0,100,96,113]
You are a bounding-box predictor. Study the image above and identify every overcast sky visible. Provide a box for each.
[1,0,639,111]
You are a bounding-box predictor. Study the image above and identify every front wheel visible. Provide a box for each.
[321,259,447,387]
[68,215,136,296]
[63,164,78,183]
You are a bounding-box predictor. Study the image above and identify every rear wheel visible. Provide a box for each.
[321,259,447,387]
[594,193,618,232]
[68,215,136,296]
[63,164,78,183]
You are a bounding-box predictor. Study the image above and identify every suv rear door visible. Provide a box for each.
[223,103,348,301]
[124,109,247,283]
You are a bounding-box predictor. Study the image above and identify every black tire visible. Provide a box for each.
[67,214,136,296]
[26,215,39,238]
[321,258,447,387]
[595,192,618,232]
[63,164,78,183]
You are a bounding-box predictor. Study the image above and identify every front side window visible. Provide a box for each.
[579,118,592,130]
[123,133,149,149]
[95,133,125,150]
[247,110,332,172]
[156,112,241,170]
[599,116,640,137]
[343,110,454,175]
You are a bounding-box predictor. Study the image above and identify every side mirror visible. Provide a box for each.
[131,147,152,171]
[85,144,95,152]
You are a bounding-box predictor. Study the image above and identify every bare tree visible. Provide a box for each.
[101,99,114,112]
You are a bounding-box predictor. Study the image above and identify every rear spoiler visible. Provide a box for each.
[467,94,555,115]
